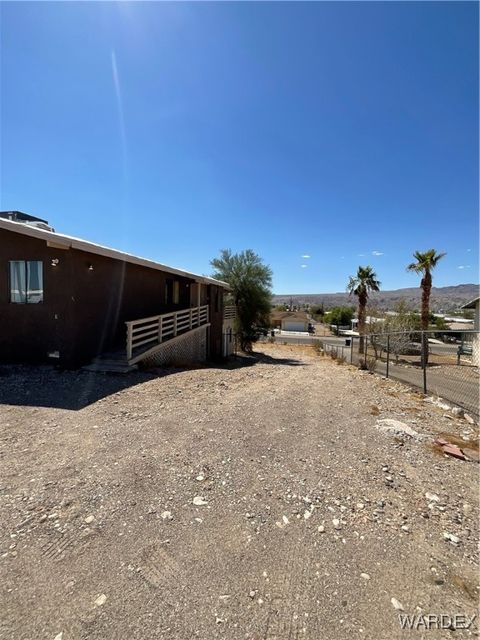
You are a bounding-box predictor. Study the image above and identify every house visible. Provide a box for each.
[460,296,479,366]
[270,310,310,333]
[351,316,385,332]
[0,212,232,369]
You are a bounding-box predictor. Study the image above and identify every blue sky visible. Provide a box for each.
[1,1,478,294]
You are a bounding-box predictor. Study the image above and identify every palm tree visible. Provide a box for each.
[407,249,446,365]
[347,266,381,353]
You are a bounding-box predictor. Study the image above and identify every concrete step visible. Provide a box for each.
[83,349,137,373]
[90,358,130,367]
[82,361,138,374]
[91,351,127,364]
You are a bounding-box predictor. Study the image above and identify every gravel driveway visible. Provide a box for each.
[1,345,478,639]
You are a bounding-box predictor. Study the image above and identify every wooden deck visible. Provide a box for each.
[125,305,209,365]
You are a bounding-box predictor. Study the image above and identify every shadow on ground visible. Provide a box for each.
[0,351,305,411]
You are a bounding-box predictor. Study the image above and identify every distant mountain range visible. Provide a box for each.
[272,284,479,312]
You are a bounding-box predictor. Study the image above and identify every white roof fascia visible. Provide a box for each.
[0,218,230,289]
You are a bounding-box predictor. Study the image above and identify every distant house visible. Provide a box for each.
[0,212,233,368]
[351,316,385,331]
[271,310,310,332]
[461,296,479,366]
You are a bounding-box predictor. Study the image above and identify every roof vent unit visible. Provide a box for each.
[24,220,56,232]
[0,210,55,232]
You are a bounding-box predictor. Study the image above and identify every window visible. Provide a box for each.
[165,279,180,305]
[9,261,43,303]
[173,281,180,305]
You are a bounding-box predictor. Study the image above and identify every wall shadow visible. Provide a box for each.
[0,351,305,411]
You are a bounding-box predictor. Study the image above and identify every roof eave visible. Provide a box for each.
[0,218,230,289]
[460,296,480,310]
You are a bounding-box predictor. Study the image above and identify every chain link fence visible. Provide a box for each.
[320,330,479,418]
[252,328,478,418]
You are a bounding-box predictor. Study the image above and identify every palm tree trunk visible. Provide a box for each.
[421,272,431,366]
[358,293,367,354]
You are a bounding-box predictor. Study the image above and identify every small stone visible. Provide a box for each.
[425,492,439,502]
[391,597,404,611]
[356,503,365,510]
[275,515,290,529]
[463,504,472,515]
[303,510,312,520]
[249,590,256,598]
[332,518,341,530]
[451,407,464,418]
[443,532,460,545]
[401,525,410,533]
[318,525,325,533]
[464,414,474,425]
[94,594,107,607]
[360,573,370,580]
[193,496,208,506]
[376,419,419,439]
[196,475,205,481]
[54,634,63,640]
[161,511,173,520]
[84,515,95,524]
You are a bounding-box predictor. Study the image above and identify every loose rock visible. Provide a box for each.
[94,594,107,607]
[443,532,460,545]
[391,597,404,611]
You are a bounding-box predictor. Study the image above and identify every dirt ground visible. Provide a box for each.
[1,344,479,640]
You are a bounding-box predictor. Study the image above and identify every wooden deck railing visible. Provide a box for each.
[224,305,236,320]
[126,305,209,362]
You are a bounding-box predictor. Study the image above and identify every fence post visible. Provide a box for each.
[158,316,163,344]
[422,331,427,394]
[350,337,354,364]
[173,313,178,337]
[126,323,132,361]
[386,334,390,378]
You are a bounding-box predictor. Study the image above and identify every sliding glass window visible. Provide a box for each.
[9,261,43,303]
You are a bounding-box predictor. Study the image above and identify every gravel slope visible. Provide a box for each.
[1,345,478,640]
